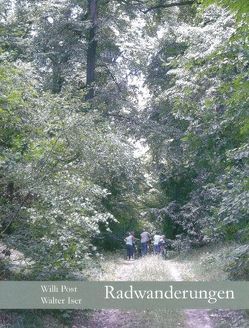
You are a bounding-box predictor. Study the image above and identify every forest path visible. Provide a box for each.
[73,255,214,328]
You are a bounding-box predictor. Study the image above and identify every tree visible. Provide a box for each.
[142,2,248,249]
[84,0,197,101]
[85,0,98,100]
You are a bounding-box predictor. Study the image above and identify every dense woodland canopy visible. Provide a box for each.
[0,0,248,280]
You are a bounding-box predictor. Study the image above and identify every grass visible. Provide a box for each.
[86,255,185,328]
[176,242,241,281]
[2,244,248,327]
[0,310,68,328]
[83,244,249,328]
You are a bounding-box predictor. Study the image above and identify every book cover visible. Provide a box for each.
[0,0,248,327]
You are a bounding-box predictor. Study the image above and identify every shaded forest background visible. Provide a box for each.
[0,0,248,283]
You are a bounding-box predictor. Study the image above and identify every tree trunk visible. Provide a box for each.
[7,181,14,201]
[52,61,64,94]
[85,0,98,101]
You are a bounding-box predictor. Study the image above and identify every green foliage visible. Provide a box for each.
[224,245,249,280]
[0,0,248,286]
[143,2,249,259]
[201,0,249,21]
[0,61,142,278]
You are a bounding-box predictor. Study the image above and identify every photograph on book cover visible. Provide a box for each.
[0,0,248,327]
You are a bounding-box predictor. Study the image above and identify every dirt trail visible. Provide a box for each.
[73,256,215,328]
[165,260,213,328]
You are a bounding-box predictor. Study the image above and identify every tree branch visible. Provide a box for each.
[141,1,196,14]
[98,63,122,92]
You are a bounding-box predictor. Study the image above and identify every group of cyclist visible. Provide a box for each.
[124,229,166,260]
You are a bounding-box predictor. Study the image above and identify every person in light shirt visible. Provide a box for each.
[159,235,166,256]
[140,229,150,256]
[153,232,161,254]
[124,232,135,260]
